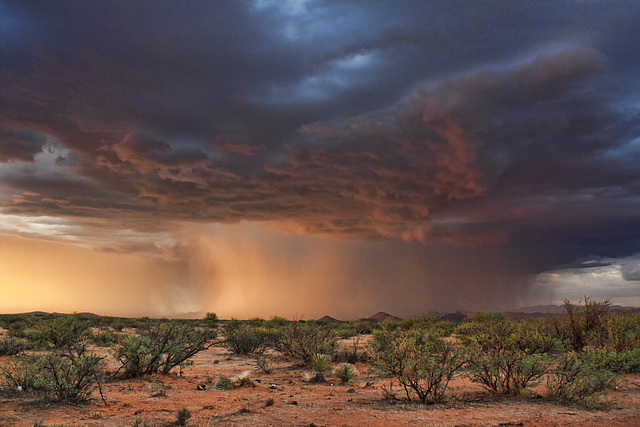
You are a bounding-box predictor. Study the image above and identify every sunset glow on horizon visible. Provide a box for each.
[2,1,640,319]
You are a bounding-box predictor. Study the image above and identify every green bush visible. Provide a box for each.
[0,336,30,356]
[222,322,271,355]
[92,329,119,347]
[546,352,618,409]
[30,315,92,354]
[2,352,105,403]
[463,321,549,395]
[112,321,216,378]
[596,311,640,352]
[368,329,465,403]
[270,321,337,363]
[580,347,640,374]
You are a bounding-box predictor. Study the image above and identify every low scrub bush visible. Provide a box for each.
[222,322,271,355]
[334,334,370,364]
[463,321,549,396]
[2,352,105,403]
[30,315,92,355]
[580,347,640,374]
[270,321,337,363]
[368,329,465,403]
[0,336,30,356]
[113,321,216,378]
[546,352,618,409]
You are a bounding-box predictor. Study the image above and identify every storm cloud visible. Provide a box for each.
[1,1,640,317]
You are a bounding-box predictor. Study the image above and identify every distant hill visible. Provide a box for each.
[0,311,100,317]
[357,312,403,323]
[437,311,468,322]
[317,315,341,322]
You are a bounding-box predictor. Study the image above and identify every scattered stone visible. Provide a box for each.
[288,400,298,405]
[347,388,356,394]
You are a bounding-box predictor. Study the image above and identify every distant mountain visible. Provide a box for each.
[437,311,468,322]
[358,312,403,323]
[317,315,341,322]
[0,311,100,317]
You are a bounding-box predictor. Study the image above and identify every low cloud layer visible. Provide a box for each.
[1,1,640,316]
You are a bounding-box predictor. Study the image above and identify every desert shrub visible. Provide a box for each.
[396,315,456,337]
[2,352,105,403]
[30,315,92,355]
[368,329,465,403]
[509,320,563,355]
[551,296,611,352]
[2,315,106,403]
[580,347,640,374]
[595,311,640,352]
[112,334,156,378]
[334,363,358,384]
[254,354,278,374]
[113,322,216,378]
[1,356,40,392]
[175,407,191,426]
[0,336,30,356]
[307,353,332,383]
[546,351,618,409]
[203,312,219,329]
[91,329,119,347]
[270,321,337,363]
[222,322,271,355]
[213,375,234,390]
[463,321,549,395]
[334,334,370,364]
[266,316,289,328]
[310,353,332,373]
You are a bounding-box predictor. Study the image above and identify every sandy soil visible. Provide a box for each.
[2,340,640,426]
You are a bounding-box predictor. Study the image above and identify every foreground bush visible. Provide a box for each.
[546,352,618,409]
[113,321,216,378]
[368,329,465,403]
[0,336,30,356]
[1,316,105,403]
[463,321,548,396]
[36,353,105,403]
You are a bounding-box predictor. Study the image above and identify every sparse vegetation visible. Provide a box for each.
[0,298,634,422]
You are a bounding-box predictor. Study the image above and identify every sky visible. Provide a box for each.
[1,1,640,319]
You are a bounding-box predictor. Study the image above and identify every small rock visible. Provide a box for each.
[347,388,356,394]
[288,400,298,405]
[197,383,207,390]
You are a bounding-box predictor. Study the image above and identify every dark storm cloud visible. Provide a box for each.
[0,127,49,162]
[1,1,640,277]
